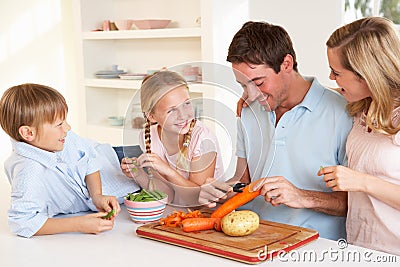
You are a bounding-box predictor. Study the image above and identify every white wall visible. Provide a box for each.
[0,0,78,181]
[0,0,345,182]
[249,0,343,88]
[202,0,344,177]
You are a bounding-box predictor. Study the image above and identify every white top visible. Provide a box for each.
[346,107,400,255]
[139,120,225,180]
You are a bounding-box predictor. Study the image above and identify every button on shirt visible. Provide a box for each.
[4,131,139,238]
[237,77,353,240]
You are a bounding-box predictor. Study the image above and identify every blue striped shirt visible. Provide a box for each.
[4,131,139,237]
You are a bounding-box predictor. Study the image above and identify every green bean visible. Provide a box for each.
[125,189,167,202]
[154,190,166,199]
[101,209,115,219]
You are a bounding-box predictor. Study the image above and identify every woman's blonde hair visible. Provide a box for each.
[0,83,68,142]
[140,70,196,171]
[327,16,400,135]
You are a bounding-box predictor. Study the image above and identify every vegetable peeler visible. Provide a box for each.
[232,182,249,193]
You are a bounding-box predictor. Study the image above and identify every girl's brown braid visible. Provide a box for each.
[176,118,197,171]
[144,115,152,154]
[143,115,155,189]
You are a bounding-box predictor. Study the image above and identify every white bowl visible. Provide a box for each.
[114,19,134,30]
[108,116,124,126]
[124,196,168,223]
[132,19,171,30]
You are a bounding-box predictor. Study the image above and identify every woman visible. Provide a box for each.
[320,17,400,255]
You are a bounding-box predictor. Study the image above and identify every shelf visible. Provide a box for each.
[85,78,205,93]
[85,78,142,89]
[75,0,206,146]
[82,27,201,40]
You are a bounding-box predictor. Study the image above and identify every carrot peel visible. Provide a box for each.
[159,210,204,227]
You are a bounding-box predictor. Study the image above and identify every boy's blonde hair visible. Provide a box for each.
[0,83,68,141]
[327,17,400,135]
[140,71,196,171]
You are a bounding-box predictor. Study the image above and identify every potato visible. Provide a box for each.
[221,210,259,237]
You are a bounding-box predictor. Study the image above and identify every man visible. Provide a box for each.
[200,21,353,240]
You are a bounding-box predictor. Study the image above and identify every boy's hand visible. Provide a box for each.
[91,194,121,219]
[77,213,115,234]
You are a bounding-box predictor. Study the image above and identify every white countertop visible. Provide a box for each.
[0,177,398,266]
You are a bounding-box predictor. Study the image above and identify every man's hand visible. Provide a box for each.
[252,176,307,208]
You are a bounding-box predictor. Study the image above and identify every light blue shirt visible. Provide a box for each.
[4,131,139,238]
[236,77,353,240]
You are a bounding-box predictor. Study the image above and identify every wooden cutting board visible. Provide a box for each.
[136,218,318,264]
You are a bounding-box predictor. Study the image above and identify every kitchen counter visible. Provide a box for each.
[0,177,398,266]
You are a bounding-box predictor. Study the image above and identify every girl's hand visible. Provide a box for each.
[77,213,115,234]
[91,194,121,218]
[120,157,142,178]
[137,153,174,177]
[198,178,232,208]
[318,165,366,192]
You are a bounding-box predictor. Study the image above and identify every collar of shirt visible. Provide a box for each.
[256,76,324,123]
[11,139,63,168]
[296,76,324,112]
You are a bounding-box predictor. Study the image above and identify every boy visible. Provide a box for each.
[0,83,138,237]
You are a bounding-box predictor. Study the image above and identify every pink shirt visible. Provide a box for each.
[139,120,224,181]
[346,107,400,255]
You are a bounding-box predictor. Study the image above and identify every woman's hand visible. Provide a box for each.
[318,165,366,192]
[236,91,249,117]
[91,194,121,218]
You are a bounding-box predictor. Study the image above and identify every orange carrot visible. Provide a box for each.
[210,182,260,218]
[181,217,221,232]
[213,218,222,232]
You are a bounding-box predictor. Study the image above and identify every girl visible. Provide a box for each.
[121,71,224,206]
[321,17,400,255]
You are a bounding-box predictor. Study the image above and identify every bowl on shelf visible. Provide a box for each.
[108,116,124,126]
[124,192,168,223]
[119,73,147,80]
[132,19,171,29]
[114,19,134,30]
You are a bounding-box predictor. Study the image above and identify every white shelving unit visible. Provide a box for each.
[73,0,208,146]
[82,27,202,40]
